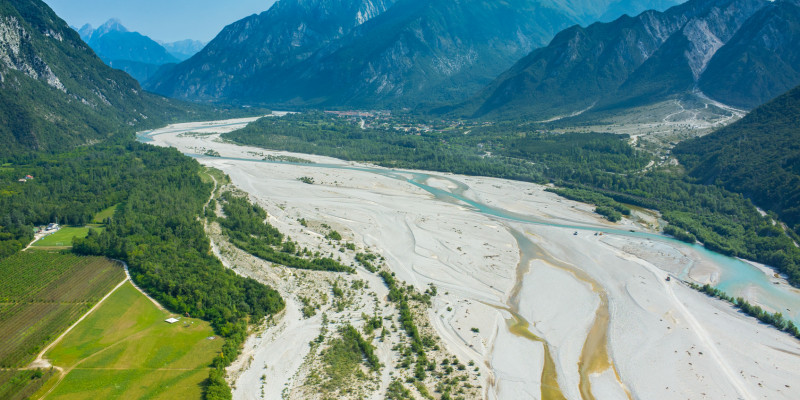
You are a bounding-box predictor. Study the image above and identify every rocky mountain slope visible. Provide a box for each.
[146,0,399,104]
[0,0,205,156]
[146,0,683,108]
[697,0,800,108]
[463,0,800,119]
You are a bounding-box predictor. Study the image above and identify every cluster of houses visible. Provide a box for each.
[325,110,377,118]
[18,174,34,183]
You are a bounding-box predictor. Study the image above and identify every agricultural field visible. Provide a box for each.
[0,302,89,366]
[0,251,124,398]
[0,252,123,307]
[0,369,58,400]
[31,227,94,248]
[36,282,222,400]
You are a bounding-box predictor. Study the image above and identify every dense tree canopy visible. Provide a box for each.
[217,192,354,273]
[675,84,800,234]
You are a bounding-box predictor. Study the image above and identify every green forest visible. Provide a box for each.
[222,111,800,287]
[223,112,650,183]
[217,192,354,273]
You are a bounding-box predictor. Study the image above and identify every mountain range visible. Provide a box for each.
[0,1,206,156]
[461,0,800,119]
[77,19,205,84]
[145,0,683,108]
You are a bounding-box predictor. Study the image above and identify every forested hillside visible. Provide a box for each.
[675,84,800,235]
[0,0,218,157]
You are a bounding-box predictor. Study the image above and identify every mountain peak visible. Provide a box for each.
[97,18,128,35]
[77,23,93,40]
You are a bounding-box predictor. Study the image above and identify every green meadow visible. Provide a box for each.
[91,205,118,224]
[32,227,94,248]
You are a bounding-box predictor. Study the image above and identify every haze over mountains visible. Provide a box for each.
[77,19,205,83]
[463,0,800,119]
[159,39,205,61]
[145,0,684,108]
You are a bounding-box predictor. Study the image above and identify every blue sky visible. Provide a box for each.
[43,0,277,42]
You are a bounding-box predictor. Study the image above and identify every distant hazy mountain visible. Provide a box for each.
[548,0,684,23]
[597,0,688,21]
[159,39,206,61]
[674,84,800,233]
[0,0,200,156]
[77,19,179,83]
[146,0,683,108]
[463,0,800,119]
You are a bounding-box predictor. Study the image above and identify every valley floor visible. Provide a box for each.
[140,118,800,400]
